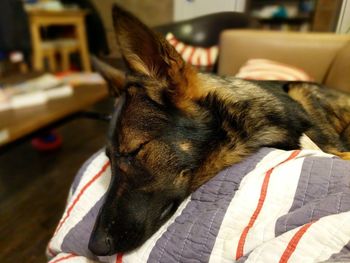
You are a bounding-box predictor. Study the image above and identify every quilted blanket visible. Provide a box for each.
[47,148,350,263]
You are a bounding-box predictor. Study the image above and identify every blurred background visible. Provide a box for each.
[0,0,348,77]
[0,0,349,262]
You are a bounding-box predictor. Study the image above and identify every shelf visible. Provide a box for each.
[256,15,312,25]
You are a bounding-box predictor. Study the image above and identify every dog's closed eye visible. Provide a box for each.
[116,140,151,158]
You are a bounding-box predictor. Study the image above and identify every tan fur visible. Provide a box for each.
[288,86,344,134]
[328,150,350,160]
[173,170,191,188]
[124,52,152,76]
[287,83,350,159]
[178,142,192,152]
[190,143,251,192]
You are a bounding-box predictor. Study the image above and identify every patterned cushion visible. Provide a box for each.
[166,32,218,72]
[236,59,313,81]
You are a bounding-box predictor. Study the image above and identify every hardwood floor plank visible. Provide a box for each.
[0,99,113,262]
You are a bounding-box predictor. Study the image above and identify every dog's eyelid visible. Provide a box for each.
[130,141,146,155]
[118,140,150,157]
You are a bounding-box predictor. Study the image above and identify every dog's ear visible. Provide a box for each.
[112,5,187,83]
[91,55,126,97]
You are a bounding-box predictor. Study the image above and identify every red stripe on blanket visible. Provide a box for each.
[116,253,123,263]
[235,150,300,259]
[50,253,76,263]
[47,160,110,256]
[48,246,56,257]
[55,161,110,234]
[279,221,315,263]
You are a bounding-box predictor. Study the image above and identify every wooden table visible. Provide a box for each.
[27,9,91,72]
[0,84,108,148]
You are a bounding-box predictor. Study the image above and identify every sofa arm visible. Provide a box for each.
[325,43,350,93]
[218,30,350,84]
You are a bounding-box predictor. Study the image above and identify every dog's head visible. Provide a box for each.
[88,6,221,255]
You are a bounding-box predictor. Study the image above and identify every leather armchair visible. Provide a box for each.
[218,30,350,93]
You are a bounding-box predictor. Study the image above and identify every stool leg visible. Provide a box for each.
[48,50,57,72]
[61,49,70,72]
[33,51,44,72]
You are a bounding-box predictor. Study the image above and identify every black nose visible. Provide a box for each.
[88,231,114,256]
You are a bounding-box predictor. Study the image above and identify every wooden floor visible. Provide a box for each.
[0,99,113,262]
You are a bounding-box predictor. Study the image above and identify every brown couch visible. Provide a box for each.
[218,30,350,93]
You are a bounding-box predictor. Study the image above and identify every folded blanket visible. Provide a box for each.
[47,148,350,263]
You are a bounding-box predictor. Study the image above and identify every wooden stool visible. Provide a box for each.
[27,9,91,72]
[34,39,81,72]
[40,41,59,72]
[56,39,79,71]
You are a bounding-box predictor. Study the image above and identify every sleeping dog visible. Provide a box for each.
[88,5,350,256]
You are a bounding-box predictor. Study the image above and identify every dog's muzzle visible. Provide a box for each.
[88,226,115,256]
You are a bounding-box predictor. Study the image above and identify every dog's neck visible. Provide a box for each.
[185,74,259,192]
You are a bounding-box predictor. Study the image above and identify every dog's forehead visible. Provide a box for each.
[108,88,171,152]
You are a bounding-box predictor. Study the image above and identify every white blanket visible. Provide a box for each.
[47,148,350,263]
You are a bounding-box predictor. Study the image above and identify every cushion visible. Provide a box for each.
[235,59,313,81]
[47,146,350,262]
[166,32,218,72]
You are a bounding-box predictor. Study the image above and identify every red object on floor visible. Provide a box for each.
[31,131,62,151]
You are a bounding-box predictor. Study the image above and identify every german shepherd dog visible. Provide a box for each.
[88,5,350,256]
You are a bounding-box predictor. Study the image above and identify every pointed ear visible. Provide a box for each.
[112,5,185,82]
[91,55,125,97]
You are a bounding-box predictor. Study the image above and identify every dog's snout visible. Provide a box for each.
[88,230,114,256]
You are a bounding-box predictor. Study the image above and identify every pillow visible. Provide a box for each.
[166,32,218,72]
[235,59,313,81]
[47,146,350,263]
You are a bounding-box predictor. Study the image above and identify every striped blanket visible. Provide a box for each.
[47,148,350,263]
